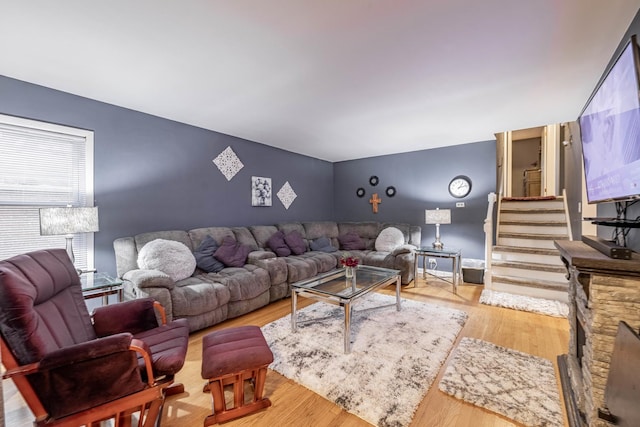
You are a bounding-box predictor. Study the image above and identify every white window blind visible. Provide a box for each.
[0,114,95,268]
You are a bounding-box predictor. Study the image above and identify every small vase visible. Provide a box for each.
[345,266,354,279]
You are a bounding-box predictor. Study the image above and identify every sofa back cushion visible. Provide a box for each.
[303,222,340,249]
[189,227,235,249]
[338,222,379,250]
[338,231,366,250]
[248,225,279,249]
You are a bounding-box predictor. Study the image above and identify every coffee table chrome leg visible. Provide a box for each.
[344,301,351,354]
[452,256,458,294]
[395,276,401,311]
[291,290,298,332]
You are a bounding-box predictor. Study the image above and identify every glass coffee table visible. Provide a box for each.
[290,265,401,353]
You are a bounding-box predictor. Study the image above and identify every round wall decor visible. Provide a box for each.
[385,186,396,197]
[356,187,366,198]
[448,175,472,198]
[369,175,379,186]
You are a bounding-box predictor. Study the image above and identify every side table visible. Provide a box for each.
[414,247,462,294]
[80,272,123,305]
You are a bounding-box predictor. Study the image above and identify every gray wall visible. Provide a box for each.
[0,76,334,274]
[333,140,497,261]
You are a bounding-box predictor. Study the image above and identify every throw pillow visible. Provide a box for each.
[338,231,366,251]
[214,236,251,267]
[375,227,405,252]
[137,239,196,282]
[193,235,225,273]
[267,230,291,257]
[284,230,306,255]
[310,236,337,253]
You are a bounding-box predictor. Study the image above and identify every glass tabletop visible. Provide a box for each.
[80,272,123,292]
[415,247,461,256]
[291,265,400,299]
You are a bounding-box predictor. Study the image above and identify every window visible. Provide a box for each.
[0,114,95,269]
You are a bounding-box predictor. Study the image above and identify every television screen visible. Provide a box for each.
[579,36,640,203]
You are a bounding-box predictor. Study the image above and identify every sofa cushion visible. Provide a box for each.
[310,236,337,253]
[338,231,366,250]
[284,230,306,255]
[193,235,225,273]
[137,239,196,281]
[267,231,291,257]
[375,227,405,252]
[214,236,251,268]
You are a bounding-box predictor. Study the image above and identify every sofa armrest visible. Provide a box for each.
[392,244,417,256]
[123,269,175,289]
[248,256,288,285]
[92,298,162,337]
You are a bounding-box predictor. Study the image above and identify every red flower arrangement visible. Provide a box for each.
[340,253,360,268]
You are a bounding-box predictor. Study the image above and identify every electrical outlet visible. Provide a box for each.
[428,258,436,263]
[456,202,465,207]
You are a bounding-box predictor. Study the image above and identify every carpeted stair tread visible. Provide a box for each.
[499,220,568,226]
[498,232,569,240]
[492,245,560,256]
[491,274,568,291]
[500,208,565,214]
[491,260,566,273]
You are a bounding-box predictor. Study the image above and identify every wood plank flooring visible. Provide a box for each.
[3,276,569,427]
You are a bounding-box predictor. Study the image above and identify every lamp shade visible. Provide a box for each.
[425,208,451,225]
[39,207,99,235]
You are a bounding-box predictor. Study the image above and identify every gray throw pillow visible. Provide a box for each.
[214,236,251,267]
[310,236,337,253]
[193,235,225,273]
[267,230,291,257]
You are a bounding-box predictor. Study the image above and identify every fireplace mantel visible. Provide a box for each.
[555,240,640,427]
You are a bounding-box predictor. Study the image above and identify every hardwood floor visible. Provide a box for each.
[3,277,569,426]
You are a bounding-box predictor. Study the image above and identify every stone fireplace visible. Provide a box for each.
[556,240,640,427]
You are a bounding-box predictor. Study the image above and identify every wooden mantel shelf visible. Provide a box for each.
[554,240,640,278]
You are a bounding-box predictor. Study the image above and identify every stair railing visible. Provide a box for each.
[484,191,498,289]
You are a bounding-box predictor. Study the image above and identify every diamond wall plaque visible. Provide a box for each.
[212,146,244,181]
[277,181,297,210]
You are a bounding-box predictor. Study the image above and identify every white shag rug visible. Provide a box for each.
[261,293,468,427]
[479,289,569,318]
[439,337,564,427]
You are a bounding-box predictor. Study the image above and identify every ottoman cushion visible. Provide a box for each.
[201,325,273,379]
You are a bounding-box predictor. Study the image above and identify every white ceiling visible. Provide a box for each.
[1,1,639,162]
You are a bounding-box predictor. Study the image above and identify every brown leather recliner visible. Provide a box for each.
[0,249,189,426]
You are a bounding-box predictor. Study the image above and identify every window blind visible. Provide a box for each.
[0,115,94,268]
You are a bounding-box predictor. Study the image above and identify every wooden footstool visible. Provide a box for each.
[201,325,274,425]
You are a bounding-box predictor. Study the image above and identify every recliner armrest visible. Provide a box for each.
[39,333,135,370]
[92,298,161,336]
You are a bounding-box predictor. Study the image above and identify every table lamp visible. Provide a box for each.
[39,206,99,268]
[425,208,451,249]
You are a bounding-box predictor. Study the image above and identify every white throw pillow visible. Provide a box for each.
[375,227,405,252]
[137,239,196,281]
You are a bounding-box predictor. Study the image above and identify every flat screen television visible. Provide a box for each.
[579,35,640,204]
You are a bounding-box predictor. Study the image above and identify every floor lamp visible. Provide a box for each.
[39,206,99,271]
[425,208,451,249]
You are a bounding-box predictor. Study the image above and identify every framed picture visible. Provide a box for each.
[251,176,272,206]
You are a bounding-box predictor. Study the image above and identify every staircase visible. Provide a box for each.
[490,197,570,303]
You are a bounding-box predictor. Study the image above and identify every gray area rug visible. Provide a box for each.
[261,293,468,427]
[479,289,569,318]
[439,337,563,427]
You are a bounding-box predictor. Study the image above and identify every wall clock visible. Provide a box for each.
[448,175,472,198]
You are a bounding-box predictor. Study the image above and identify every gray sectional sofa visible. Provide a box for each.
[113,221,421,332]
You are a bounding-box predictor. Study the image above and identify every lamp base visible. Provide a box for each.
[432,240,444,250]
